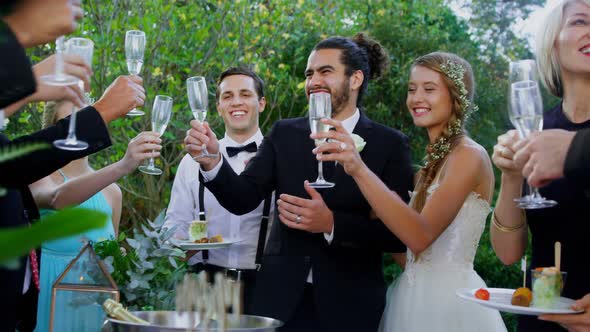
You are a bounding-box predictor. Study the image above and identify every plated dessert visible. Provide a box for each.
[189,220,208,242]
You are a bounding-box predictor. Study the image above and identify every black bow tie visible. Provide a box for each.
[226,142,258,157]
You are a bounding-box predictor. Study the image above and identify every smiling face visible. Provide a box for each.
[556,1,590,76]
[406,65,454,138]
[304,48,362,118]
[216,74,265,139]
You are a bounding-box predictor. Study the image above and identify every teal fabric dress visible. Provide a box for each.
[34,170,115,332]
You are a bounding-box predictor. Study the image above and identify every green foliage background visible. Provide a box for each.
[5,0,552,328]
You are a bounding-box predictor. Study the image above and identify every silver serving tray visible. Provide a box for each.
[103,311,283,332]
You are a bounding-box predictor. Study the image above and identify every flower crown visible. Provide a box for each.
[439,60,479,120]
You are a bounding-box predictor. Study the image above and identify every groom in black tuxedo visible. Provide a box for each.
[185,33,413,332]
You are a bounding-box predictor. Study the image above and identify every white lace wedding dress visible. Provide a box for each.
[380,184,507,332]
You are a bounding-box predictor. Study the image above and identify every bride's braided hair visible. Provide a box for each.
[411,52,476,213]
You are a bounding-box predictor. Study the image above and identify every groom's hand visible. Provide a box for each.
[277,181,334,233]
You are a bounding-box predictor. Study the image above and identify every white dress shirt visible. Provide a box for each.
[164,129,274,269]
[202,109,360,282]
[0,109,5,131]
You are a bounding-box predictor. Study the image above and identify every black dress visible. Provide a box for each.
[518,103,590,332]
[565,127,590,188]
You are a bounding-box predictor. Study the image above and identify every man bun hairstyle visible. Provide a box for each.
[351,32,390,81]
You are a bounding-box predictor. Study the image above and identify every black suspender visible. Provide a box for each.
[198,182,208,262]
[198,182,271,269]
[255,195,272,270]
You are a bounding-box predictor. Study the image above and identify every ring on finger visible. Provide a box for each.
[340,142,347,152]
[295,215,302,224]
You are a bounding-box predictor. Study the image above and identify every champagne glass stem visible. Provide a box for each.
[64,108,78,143]
[317,158,325,182]
[147,156,155,170]
[522,180,531,201]
[530,187,543,200]
[55,36,65,78]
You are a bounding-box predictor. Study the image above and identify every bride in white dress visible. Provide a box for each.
[312,52,507,331]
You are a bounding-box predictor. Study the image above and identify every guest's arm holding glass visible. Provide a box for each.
[30,124,160,209]
[29,99,158,231]
[489,130,529,265]
[513,128,583,188]
[0,75,145,187]
[3,53,91,116]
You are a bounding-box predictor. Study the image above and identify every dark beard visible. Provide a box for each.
[331,78,351,116]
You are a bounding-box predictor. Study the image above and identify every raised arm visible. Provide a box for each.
[0,75,146,187]
[314,118,491,254]
[0,106,111,187]
[3,54,91,115]
[29,131,160,210]
[490,130,528,265]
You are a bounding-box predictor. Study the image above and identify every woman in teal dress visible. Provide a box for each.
[30,100,162,332]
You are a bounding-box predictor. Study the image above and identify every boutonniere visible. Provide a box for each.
[351,134,366,152]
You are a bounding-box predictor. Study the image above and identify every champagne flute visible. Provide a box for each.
[53,37,94,151]
[67,37,94,103]
[40,36,79,86]
[509,60,557,209]
[139,95,173,175]
[125,30,146,116]
[187,76,217,159]
[308,91,335,188]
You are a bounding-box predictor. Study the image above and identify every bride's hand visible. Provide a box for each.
[311,118,366,177]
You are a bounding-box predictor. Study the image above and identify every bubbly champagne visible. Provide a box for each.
[310,116,330,145]
[192,109,207,122]
[510,115,543,138]
[152,121,168,136]
[127,59,143,75]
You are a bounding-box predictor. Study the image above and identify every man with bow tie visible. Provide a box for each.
[164,67,273,314]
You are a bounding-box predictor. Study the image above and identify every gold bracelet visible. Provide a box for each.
[492,211,526,233]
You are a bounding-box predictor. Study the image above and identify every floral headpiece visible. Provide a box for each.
[439,60,479,120]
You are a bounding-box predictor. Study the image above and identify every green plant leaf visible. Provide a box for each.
[0,207,107,262]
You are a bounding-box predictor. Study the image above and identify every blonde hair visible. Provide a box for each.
[410,52,475,213]
[536,0,590,97]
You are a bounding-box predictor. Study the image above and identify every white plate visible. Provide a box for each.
[177,238,243,250]
[456,288,584,316]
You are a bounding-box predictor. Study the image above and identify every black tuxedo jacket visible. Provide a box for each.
[202,112,413,331]
[0,107,111,330]
[0,20,36,109]
[565,128,590,189]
